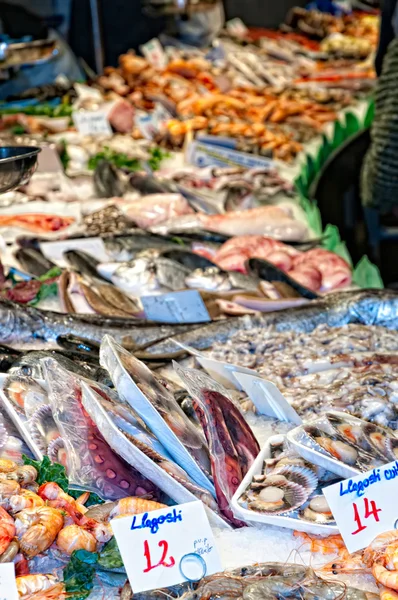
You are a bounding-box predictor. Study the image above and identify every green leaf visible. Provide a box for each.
[353,255,384,289]
[364,99,375,129]
[332,120,345,149]
[38,266,63,282]
[299,196,323,237]
[322,224,353,267]
[29,282,58,306]
[88,147,140,172]
[305,155,316,186]
[318,134,332,166]
[344,112,360,137]
[294,175,307,198]
[98,536,124,570]
[64,549,98,600]
[147,147,170,171]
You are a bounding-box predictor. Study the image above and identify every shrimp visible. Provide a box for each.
[56,524,97,555]
[0,458,18,473]
[0,538,19,563]
[16,574,65,600]
[15,506,64,558]
[110,497,166,519]
[294,531,346,554]
[372,563,398,591]
[38,482,110,543]
[364,531,398,567]
[9,490,44,513]
[380,586,398,600]
[317,550,369,576]
[0,479,21,504]
[0,505,15,555]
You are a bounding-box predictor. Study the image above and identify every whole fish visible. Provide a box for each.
[141,290,398,357]
[98,257,191,297]
[186,267,260,292]
[0,298,201,349]
[15,248,55,278]
[95,283,141,315]
[64,250,108,283]
[80,282,133,318]
[104,235,180,262]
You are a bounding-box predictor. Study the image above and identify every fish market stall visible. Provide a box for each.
[0,5,397,600]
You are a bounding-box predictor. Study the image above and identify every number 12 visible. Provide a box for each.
[143,540,175,572]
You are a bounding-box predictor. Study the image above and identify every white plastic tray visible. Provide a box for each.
[231,434,339,534]
[286,410,396,479]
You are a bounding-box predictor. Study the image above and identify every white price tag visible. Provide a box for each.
[72,110,112,136]
[40,237,109,267]
[111,501,222,593]
[323,460,398,553]
[142,290,211,324]
[196,356,259,391]
[0,563,19,600]
[233,373,302,425]
[140,38,167,69]
[226,18,249,37]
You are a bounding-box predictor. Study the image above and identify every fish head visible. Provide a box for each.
[185,267,231,291]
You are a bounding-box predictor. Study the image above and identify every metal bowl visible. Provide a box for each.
[0,146,41,194]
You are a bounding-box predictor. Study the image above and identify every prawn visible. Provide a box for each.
[372,563,398,591]
[294,531,346,554]
[0,505,15,556]
[9,490,44,513]
[38,482,110,543]
[0,479,21,505]
[56,524,97,555]
[110,497,166,519]
[15,506,64,558]
[364,531,398,567]
[317,550,369,576]
[380,587,398,600]
[16,574,65,600]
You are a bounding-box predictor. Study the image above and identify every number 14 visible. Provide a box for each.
[352,498,382,535]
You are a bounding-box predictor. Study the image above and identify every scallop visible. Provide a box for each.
[362,423,390,459]
[305,426,359,465]
[246,481,308,515]
[275,465,318,495]
[327,414,371,452]
[298,495,336,525]
[385,437,398,460]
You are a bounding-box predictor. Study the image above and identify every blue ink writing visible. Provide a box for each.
[131,509,182,535]
[339,469,381,498]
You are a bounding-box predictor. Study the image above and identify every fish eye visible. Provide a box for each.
[331,564,338,569]
[22,366,31,376]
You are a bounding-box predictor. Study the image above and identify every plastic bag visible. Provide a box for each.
[43,357,159,500]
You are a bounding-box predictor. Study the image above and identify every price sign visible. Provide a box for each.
[72,110,112,136]
[140,38,167,70]
[226,18,249,38]
[323,460,398,553]
[111,501,222,593]
[142,290,211,324]
[0,563,18,600]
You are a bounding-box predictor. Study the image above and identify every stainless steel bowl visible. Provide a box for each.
[0,146,41,194]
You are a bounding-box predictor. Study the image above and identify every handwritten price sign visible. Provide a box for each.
[323,460,398,553]
[72,110,112,136]
[111,501,222,593]
[0,563,18,600]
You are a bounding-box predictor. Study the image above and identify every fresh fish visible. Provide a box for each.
[0,297,200,349]
[8,350,112,386]
[98,257,191,297]
[15,248,55,278]
[186,266,260,292]
[160,249,217,270]
[0,345,21,372]
[56,334,100,359]
[128,173,177,195]
[64,250,108,283]
[80,282,133,318]
[95,283,141,316]
[93,160,125,197]
[141,290,398,357]
[247,257,319,300]
[104,235,180,262]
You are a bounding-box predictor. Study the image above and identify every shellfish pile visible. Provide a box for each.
[238,439,337,525]
[299,412,398,471]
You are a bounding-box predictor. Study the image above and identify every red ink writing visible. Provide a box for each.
[352,498,382,535]
[143,539,175,573]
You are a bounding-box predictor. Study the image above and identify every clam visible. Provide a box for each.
[247,481,308,515]
[298,494,335,524]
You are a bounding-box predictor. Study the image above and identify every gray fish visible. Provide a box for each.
[141,290,398,357]
[104,236,180,262]
[0,298,201,350]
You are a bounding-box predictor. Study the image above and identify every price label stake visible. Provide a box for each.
[111,501,222,593]
[141,290,211,324]
[323,459,398,553]
[0,563,19,600]
[72,110,112,136]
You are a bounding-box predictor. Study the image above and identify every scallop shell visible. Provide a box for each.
[274,465,318,495]
[327,413,372,452]
[304,425,359,466]
[385,436,398,460]
[246,481,308,515]
[362,423,391,459]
